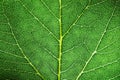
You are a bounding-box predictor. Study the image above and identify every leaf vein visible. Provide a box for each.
[109,74,120,80]
[62,0,91,38]
[83,58,120,73]
[0,49,24,58]
[58,0,63,80]
[40,0,59,20]
[76,4,116,80]
[3,13,45,80]
[19,0,59,42]
[0,39,17,45]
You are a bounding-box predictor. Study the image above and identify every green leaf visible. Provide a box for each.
[0,0,120,80]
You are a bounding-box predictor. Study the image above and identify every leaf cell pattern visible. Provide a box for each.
[0,0,120,80]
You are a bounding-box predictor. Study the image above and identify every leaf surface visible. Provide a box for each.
[0,0,120,80]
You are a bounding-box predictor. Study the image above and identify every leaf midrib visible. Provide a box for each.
[58,0,62,80]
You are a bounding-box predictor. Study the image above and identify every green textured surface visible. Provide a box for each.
[0,0,120,80]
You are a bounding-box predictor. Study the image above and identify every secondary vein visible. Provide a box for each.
[76,4,116,80]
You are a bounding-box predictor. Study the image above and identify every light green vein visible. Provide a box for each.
[83,58,120,73]
[18,0,59,42]
[4,14,45,80]
[62,0,91,38]
[0,67,37,75]
[109,74,120,80]
[0,39,17,45]
[58,0,63,80]
[76,4,116,80]
[40,0,59,20]
[0,31,12,35]
[0,49,23,58]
